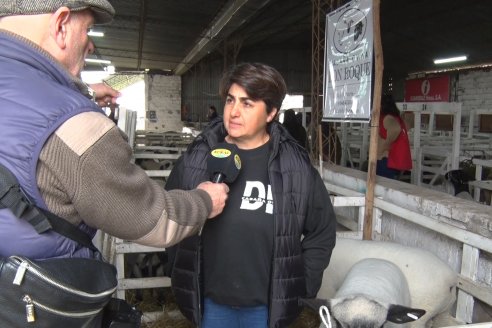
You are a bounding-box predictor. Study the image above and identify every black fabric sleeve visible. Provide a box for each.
[165,155,184,191]
[301,167,337,297]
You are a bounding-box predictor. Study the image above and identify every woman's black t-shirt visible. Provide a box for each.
[202,140,274,306]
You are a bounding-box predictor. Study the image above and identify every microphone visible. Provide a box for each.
[207,142,241,183]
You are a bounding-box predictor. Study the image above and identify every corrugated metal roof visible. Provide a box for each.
[88,0,492,81]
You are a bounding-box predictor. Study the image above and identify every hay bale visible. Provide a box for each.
[288,307,321,328]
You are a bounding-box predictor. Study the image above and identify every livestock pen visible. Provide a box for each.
[323,164,492,326]
[96,147,492,326]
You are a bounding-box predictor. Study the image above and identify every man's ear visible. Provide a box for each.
[49,7,71,49]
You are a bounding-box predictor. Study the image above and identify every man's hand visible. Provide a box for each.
[196,181,230,218]
[89,82,121,107]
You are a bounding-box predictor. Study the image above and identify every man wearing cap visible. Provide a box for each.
[0,1,229,260]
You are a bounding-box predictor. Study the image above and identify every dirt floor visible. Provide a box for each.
[133,288,321,328]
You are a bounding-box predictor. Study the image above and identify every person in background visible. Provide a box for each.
[377,94,412,179]
[0,0,229,260]
[166,62,337,328]
[321,121,342,165]
[282,108,307,148]
[207,104,219,121]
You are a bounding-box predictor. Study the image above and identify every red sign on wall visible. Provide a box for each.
[404,75,450,102]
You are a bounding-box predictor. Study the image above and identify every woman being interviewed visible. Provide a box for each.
[166,62,336,328]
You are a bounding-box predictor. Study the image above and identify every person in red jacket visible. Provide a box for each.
[377,95,412,179]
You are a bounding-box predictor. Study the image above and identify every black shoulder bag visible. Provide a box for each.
[0,164,141,328]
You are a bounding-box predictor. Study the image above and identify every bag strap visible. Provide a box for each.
[0,164,52,233]
[36,208,99,252]
[0,163,98,252]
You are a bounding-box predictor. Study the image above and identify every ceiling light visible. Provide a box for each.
[85,58,112,65]
[88,30,104,37]
[433,56,467,65]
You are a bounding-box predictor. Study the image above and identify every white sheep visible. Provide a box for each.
[321,258,425,328]
[317,238,460,328]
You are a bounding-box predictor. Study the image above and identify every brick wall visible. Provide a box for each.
[138,69,492,133]
[457,69,492,118]
[144,74,183,132]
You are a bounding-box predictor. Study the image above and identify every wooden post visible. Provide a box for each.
[318,124,323,172]
[363,0,383,240]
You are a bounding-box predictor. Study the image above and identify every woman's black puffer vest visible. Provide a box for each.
[168,121,314,328]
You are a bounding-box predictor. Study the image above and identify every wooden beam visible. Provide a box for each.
[363,0,383,240]
[458,274,492,306]
[118,277,171,290]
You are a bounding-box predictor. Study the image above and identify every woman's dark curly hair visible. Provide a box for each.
[219,62,287,115]
[381,94,401,116]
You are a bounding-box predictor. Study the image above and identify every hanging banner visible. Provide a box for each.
[404,75,450,102]
[323,0,373,122]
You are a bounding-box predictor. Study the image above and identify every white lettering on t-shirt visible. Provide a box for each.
[240,181,273,214]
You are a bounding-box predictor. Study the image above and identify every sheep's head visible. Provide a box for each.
[444,169,474,196]
[329,295,388,328]
[326,294,426,328]
[445,169,473,185]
